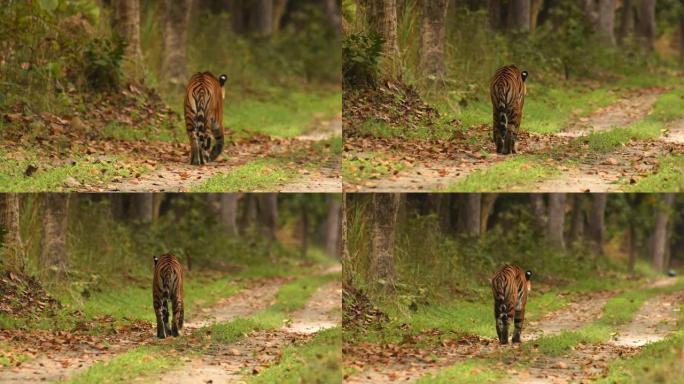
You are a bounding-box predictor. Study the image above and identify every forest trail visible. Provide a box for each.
[347,88,684,192]
[85,116,342,193]
[343,278,681,384]
[0,277,290,383]
[154,269,341,384]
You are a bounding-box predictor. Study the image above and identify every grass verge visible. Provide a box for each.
[446,155,556,192]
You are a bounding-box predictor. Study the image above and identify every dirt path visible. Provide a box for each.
[0,278,289,383]
[87,117,342,193]
[153,277,341,384]
[346,88,681,192]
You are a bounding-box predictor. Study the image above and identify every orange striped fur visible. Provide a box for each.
[491,264,531,344]
[184,72,227,165]
[490,65,527,154]
[153,253,184,338]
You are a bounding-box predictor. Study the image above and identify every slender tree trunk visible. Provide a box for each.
[325,197,342,258]
[342,194,351,285]
[228,0,247,34]
[0,194,24,272]
[597,0,616,45]
[366,0,399,68]
[257,194,278,244]
[457,194,481,236]
[252,0,274,37]
[530,0,542,31]
[111,0,142,76]
[219,194,238,236]
[510,0,531,31]
[480,193,499,236]
[427,194,451,234]
[569,194,585,245]
[419,0,448,86]
[239,195,258,235]
[617,0,633,45]
[628,219,637,273]
[488,0,503,30]
[323,0,341,35]
[130,194,154,222]
[652,194,675,273]
[588,194,607,257]
[679,12,684,67]
[529,194,547,230]
[300,206,309,258]
[162,0,193,86]
[547,194,566,249]
[41,194,70,280]
[273,0,288,34]
[639,0,656,51]
[369,194,400,292]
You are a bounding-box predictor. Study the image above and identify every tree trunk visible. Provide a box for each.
[530,0,542,31]
[300,206,309,258]
[628,219,637,273]
[652,194,675,273]
[639,0,656,51]
[569,194,585,245]
[251,0,274,37]
[325,197,342,258]
[207,194,238,236]
[588,194,607,257]
[480,193,499,236]
[488,0,503,30]
[239,194,258,235]
[369,193,400,292]
[0,194,24,272]
[529,194,547,230]
[130,194,154,222]
[322,0,341,35]
[162,0,193,86]
[457,194,481,236]
[342,194,352,285]
[229,0,248,34]
[272,0,288,33]
[597,0,616,45]
[547,194,566,249]
[111,0,142,75]
[510,0,531,31]
[617,0,633,44]
[680,12,684,67]
[366,0,399,67]
[257,194,278,243]
[41,194,70,280]
[419,0,448,86]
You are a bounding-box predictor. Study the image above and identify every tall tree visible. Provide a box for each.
[488,0,503,29]
[41,194,70,279]
[419,0,448,86]
[111,0,142,74]
[568,194,585,245]
[480,194,498,236]
[161,0,193,86]
[588,194,607,257]
[130,194,154,222]
[207,194,238,236]
[680,10,684,66]
[617,0,634,44]
[457,194,481,236]
[342,194,352,285]
[364,0,399,67]
[529,194,547,231]
[323,0,341,35]
[530,0,543,31]
[257,194,278,243]
[639,0,656,51]
[0,194,23,271]
[510,0,531,31]
[597,0,616,45]
[325,197,342,258]
[252,0,274,37]
[547,194,566,249]
[369,193,400,292]
[652,194,675,273]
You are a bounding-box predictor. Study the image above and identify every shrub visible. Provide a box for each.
[83,36,125,91]
[342,32,384,89]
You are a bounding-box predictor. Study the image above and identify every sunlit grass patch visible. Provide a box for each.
[225,90,341,138]
[447,155,556,192]
[415,359,501,384]
[627,155,684,192]
[191,158,296,192]
[100,121,181,143]
[249,327,341,384]
[585,119,662,152]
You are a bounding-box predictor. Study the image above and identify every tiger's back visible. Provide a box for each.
[491,264,531,344]
[490,65,528,155]
[153,253,184,338]
[184,72,227,165]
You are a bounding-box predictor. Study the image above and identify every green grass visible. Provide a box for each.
[415,359,501,384]
[191,158,296,192]
[342,152,408,186]
[0,149,146,192]
[100,121,180,143]
[355,117,456,140]
[248,327,341,384]
[628,155,684,192]
[447,155,556,191]
[225,90,341,138]
[61,345,177,384]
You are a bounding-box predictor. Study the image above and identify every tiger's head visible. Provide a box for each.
[525,270,532,292]
[219,74,227,100]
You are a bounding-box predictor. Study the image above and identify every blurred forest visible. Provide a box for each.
[0,0,342,192]
[0,193,341,293]
[345,193,681,296]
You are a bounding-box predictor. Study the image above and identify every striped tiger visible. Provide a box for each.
[490,65,528,154]
[184,72,227,165]
[153,253,184,339]
[491,264,532,344]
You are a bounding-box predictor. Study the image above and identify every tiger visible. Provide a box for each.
[491,264,532,344]
[184,72,227,165]
[153,253,184,339]
[490,65,528,155]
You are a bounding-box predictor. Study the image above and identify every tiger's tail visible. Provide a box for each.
[496,101,508,136]
[209,122,224,161]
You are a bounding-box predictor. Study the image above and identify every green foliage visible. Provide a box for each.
[83,36,125,91]
[447,155,556,191]
[191,159,297,192]
[628,155,684,192]
[343,32,384,89]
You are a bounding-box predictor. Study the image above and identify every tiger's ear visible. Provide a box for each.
[219,74,227,87]
[153,256,159,265]
[525,270,532,280]
[521,71,528,82]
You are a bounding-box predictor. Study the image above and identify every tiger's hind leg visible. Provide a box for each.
[189,134,202,165]
[162,299,172,336]
[512,304,526,343]
[494,303,508,344]
[171,296,183,337]
[154,300,167,339]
